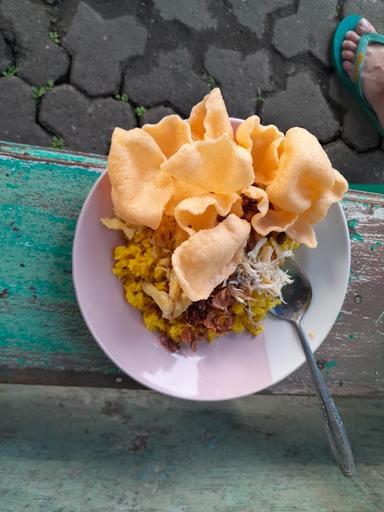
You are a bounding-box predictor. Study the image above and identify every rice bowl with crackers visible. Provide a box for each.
[101,89,348,352]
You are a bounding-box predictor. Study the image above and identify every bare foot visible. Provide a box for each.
[342,17,384,128]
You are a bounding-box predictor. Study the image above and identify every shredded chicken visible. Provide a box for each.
[229,237,294,302]
[203,311,233,333]
[210,288,232,310]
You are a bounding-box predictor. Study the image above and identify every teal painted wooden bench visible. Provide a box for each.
[1,141,384,511]
[0,141,383,396]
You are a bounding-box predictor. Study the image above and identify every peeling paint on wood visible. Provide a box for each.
[271,190,384,397]
[0,145,383,396]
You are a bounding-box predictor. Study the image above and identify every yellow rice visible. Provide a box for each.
[112,216,287,345]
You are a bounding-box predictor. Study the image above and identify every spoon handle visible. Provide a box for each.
[295,321,356,476]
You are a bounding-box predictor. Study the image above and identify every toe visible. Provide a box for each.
[343,60,354,79]
[356,18,376,35]
[345,30,360,45]
[342,39,357,52]
[342,50,355,62]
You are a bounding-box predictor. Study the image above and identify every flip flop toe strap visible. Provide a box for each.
[353,32,384,109]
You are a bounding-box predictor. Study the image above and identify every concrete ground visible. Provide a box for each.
[0,0,383,183]
[1,385,383,511]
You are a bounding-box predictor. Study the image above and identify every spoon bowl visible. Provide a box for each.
[271,258,312,323]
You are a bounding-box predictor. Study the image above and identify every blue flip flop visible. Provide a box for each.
[332,13,384,136]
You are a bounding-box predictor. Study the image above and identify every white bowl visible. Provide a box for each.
[73,119,350,400]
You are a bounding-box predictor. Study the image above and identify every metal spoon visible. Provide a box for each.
[271,258,356,476]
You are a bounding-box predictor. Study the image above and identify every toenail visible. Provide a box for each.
[360,18,369,28]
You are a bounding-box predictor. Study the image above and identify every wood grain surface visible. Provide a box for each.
[1,142,383,396]
[0,385,383,512]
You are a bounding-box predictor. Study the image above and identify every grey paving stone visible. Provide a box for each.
[63,2,147,97]
[39,85,136,154]
[0,34,11,73]
[124,48,210,116]
[204,47,273,118]
[328,75,380,151]
[153,0,217,30]
[325,139,384,182]
[344,0,384,33]
[139,106,176,127]
[272,0,338,65]
[228,0,292,39]
[49,0,145,32]
[0,77,50,146]
[262,72,339,142]
[0,0,69,86]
